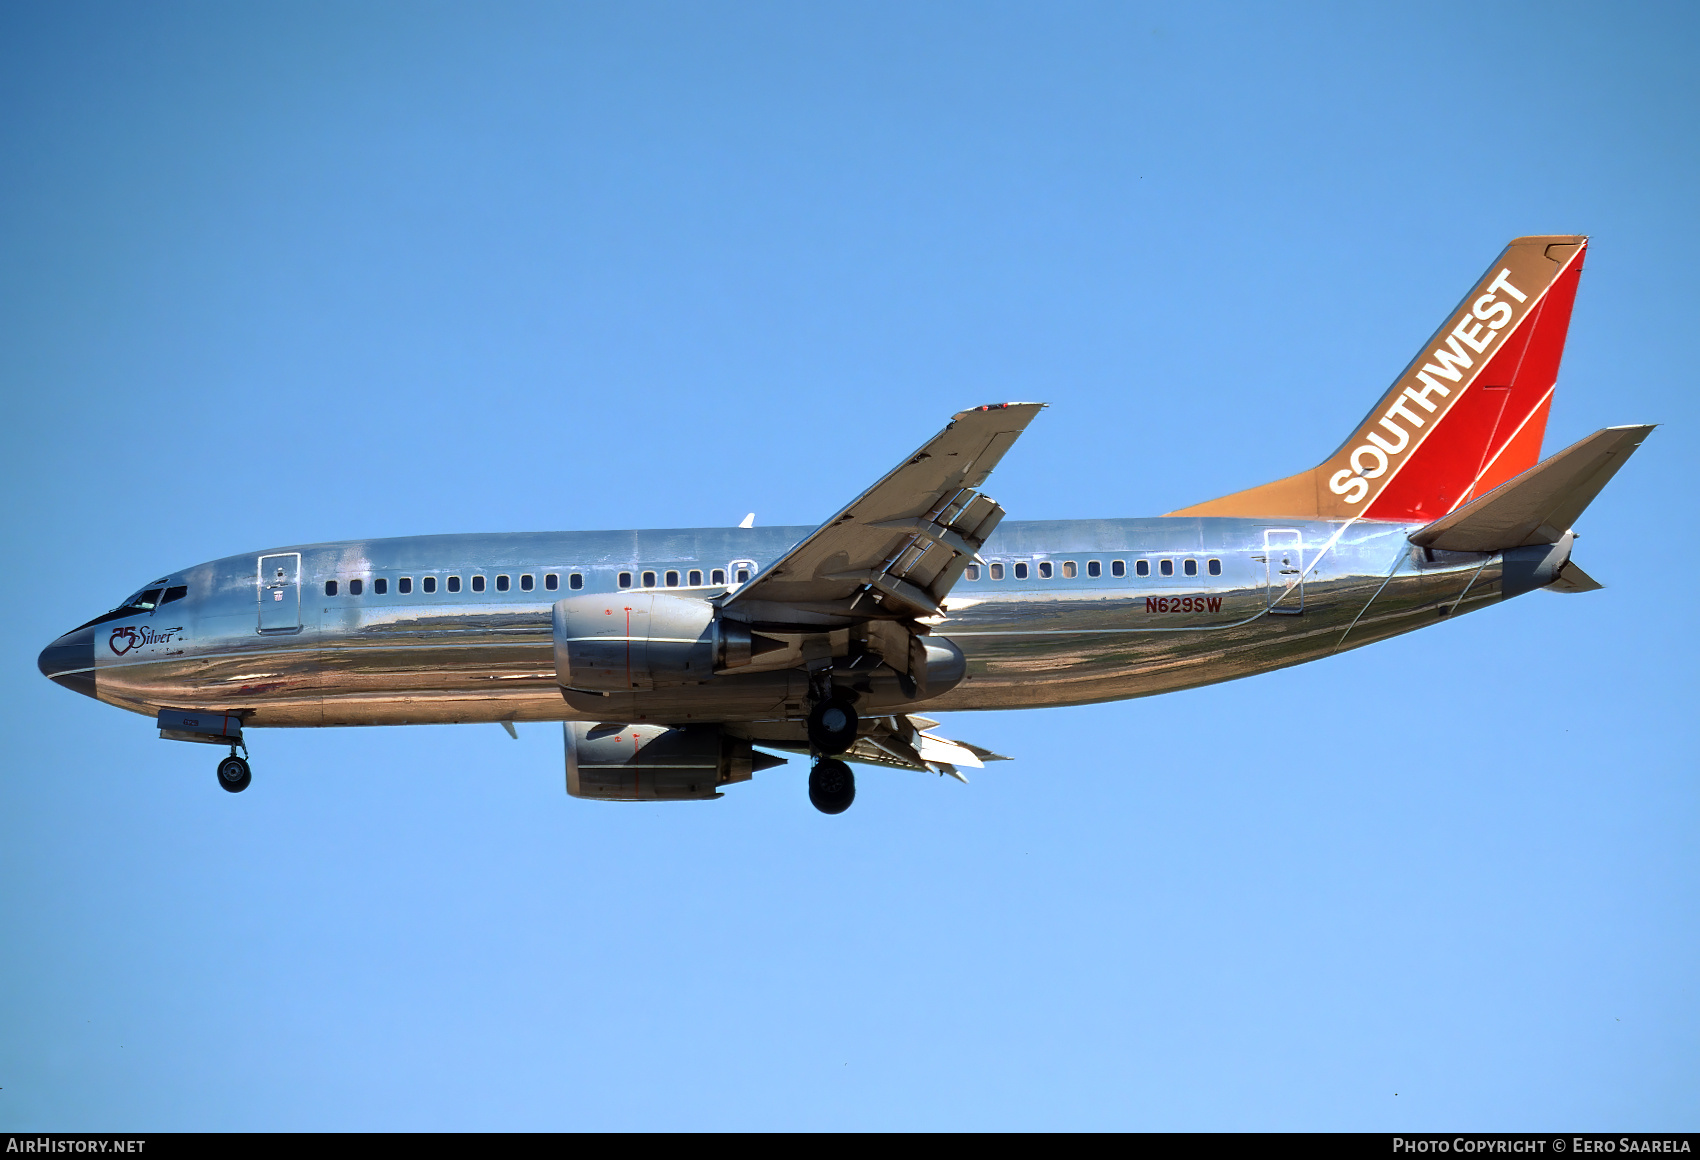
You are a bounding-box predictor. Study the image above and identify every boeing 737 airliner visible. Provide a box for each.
[38,235,1650,813]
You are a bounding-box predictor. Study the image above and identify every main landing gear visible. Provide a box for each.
[217,744,251,794]
[806,692,860,814]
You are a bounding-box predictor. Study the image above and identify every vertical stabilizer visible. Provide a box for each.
[1170,236,1588,522]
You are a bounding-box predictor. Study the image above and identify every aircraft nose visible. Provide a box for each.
[38,625,98,700]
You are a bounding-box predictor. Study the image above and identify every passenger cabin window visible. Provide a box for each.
[568,573,583,590]
[471,575,485,593]
[618,572,633,589]
[1208,559,1222,576]
[1111,560,1126,578]
[711,568,726,585]
[162,585,188,603]
[1014,562,1029,580]
[349,579,364,596]
[665,570,679,587]
[1062,561,1078,579]
[422,577,437,593]
[496,575,510,592]
[1086,561,1100,578]
[990,563,1005,580]
[543,574,557,591]
[520,574,534,591]
[688,569,703,586]
[642,570,657,588]
[1135,560,1149,577]
[374,578,387,595]
[447,576,462,593]
[399,577,413,594]
[964,564,981,580]
[731,561,755,584]
[1038,561,1053,579]
[1183,559,1198,577]
[325,580,338,596]
[1159,559,1174,577]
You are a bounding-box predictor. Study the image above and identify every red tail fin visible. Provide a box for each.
[1170,236,1587,522]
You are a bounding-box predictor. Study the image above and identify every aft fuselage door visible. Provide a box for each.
[1263,529,1304,615]
[258,553,302,632]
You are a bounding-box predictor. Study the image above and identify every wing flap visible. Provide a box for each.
[836,715,1011,779]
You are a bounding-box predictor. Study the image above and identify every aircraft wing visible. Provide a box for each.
[831,715,1013,780]
[723,403,1045,625]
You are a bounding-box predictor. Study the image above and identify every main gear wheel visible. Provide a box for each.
[806,697,859,755]
[808,759,855,814]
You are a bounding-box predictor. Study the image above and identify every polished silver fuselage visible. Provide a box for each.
[79,517,1507,735]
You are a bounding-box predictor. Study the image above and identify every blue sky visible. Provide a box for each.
[2,0,1695,1130]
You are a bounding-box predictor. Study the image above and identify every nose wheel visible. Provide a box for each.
[809,758,855,814]
[217,748,251,793]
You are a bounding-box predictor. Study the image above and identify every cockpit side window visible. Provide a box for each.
[162,586,188,604]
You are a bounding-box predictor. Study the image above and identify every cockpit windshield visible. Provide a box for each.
[75,580,184,631]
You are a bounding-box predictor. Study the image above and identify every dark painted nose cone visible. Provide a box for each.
[38,626,98,699]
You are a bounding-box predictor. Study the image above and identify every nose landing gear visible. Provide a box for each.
[217,744,251,793]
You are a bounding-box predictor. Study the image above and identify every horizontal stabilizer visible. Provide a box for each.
[1545,560,1604,594]
[1410,424,1654,553]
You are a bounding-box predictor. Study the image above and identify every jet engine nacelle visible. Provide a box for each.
[564,721,786,801]
[554,592,720,691]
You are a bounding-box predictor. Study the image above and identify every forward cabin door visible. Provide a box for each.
[258,553,302,632]
[1263,529,1305,615]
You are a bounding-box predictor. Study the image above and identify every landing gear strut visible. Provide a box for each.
[217,745,251,794]
[805,677,858,812]
[809,758,855,814]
